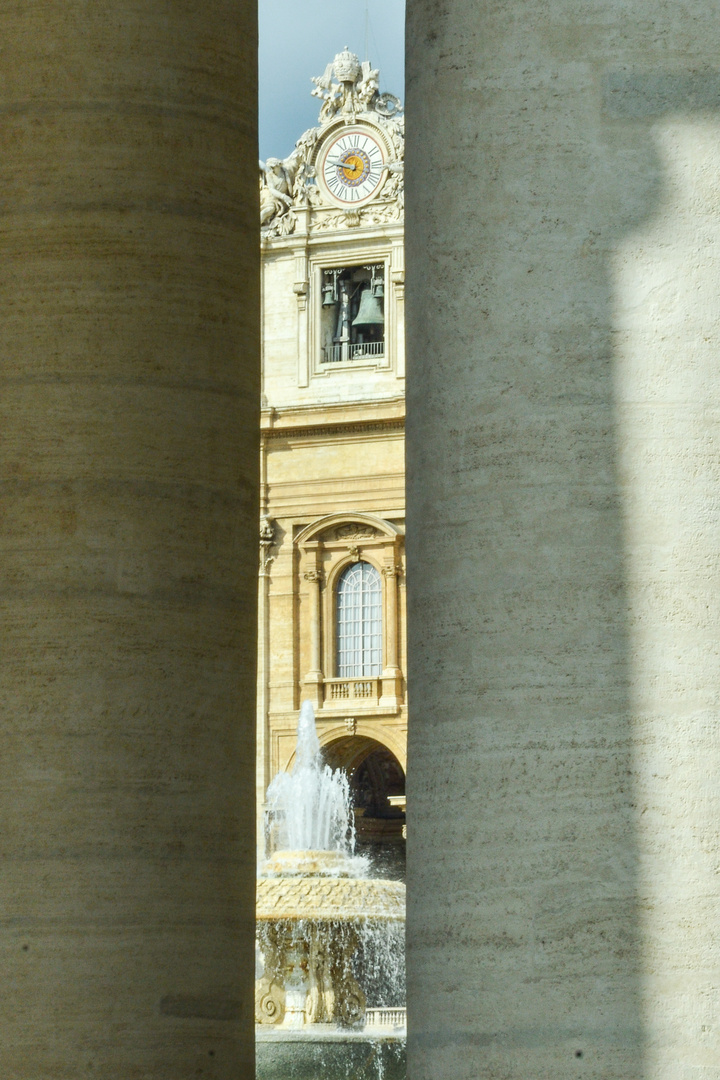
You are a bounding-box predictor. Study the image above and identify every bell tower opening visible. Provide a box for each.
[321,264,385,363]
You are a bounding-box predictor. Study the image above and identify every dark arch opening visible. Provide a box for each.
[323,736,406,881]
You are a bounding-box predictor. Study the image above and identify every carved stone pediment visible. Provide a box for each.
[331,523,381,542]
[295,513,399,549]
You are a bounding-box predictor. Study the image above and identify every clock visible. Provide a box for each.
[317,126,387,207]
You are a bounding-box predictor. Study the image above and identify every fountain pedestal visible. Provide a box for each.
[256,851,404,1028]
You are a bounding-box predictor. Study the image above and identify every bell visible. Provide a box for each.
[352,286,384,328]
[322,283,336,307]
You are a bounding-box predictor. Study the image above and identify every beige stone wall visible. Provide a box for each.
[0,4,258,1075]
[258,228,407,862]
[261,232,405,408]
[257,409,407,857]
[407,2,720,1078]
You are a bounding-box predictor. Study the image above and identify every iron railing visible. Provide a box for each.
[322,340,384,364]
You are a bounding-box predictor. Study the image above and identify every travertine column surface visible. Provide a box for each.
[0,4,258,1077]
[406,3,720,1079]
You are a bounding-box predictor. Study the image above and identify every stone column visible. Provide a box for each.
[407,3,720,1079]
[380,561,402,706]
[303,567,324,707]
[0,4,258,1077]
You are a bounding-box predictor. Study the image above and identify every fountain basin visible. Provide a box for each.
[257,871,405,922]
[256,854,405,1027]
[261,848,366,878]
[256,872,405,1027]
[256,1026,406,1080]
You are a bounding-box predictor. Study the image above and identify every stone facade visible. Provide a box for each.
[258,50,407,867]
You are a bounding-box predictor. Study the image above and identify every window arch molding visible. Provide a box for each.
[294,511,400,548]
[296,512,404,711]
[325,549,384,599]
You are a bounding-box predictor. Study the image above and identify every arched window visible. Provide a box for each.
[336,561,382,677]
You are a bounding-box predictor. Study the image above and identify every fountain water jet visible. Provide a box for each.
[262,699,368,879]
[256,702,406,1076]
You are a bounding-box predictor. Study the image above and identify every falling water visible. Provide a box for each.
[265,699,360,859]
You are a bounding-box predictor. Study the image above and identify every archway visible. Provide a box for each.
[323,736,406,881]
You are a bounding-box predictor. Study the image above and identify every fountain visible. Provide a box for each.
[256,701,406,1079]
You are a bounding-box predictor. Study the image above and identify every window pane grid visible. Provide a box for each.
[336,562,382,677]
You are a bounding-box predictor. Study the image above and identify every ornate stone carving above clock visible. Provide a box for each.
[259,48,404,239]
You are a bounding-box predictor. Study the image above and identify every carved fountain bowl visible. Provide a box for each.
[257,850,405,923]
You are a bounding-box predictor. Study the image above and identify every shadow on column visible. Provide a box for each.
[405,9,720,1078]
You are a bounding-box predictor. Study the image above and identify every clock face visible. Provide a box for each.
[318,127,387,206]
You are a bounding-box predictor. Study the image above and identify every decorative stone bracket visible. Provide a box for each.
[260,515,276,576]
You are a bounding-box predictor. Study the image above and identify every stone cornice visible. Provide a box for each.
[261,396,405,439]
[261,218,403,252]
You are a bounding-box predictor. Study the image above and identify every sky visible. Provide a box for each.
[258,0,405,161]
